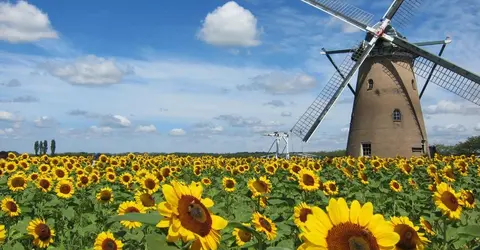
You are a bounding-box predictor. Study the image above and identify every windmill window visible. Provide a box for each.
[367,79,374,90]
[361,143,371,156]
[393,109,402,121]
[412,79,416,90]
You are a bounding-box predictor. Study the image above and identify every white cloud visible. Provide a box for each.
[135,124,157,133]
[0,128,14,135]
[169,128,186,136]
[100,115,131,128]
[281,111,292,117]
[0,1,58,43]
[237,72,317,95]
[0,111,21,122]
[42,55,129,85]
[34,116,58,128]
[89,126,113,135]
[0,79,21,87]
[424,100,480,115]
[197,1,261,47]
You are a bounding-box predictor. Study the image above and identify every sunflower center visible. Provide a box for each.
[393,182,400,189]
[422,220,433,231]
[259,218,272,232]
[238,229,252,243]
[140,193,155,207]
[394,224,419,250]
[35,224,52,241]
[144,179,156,190]
[178,195,212,237]
[125,207,140,213]
[12,177,25,187]
[100,191,112,201]
[446,170,454,178]
[108,174,115,180]
[465,192,474,204]
[225,180,235,188]
[81,176,89,184]
[102,238,117,250]
[325,222,379,250]
[292,166,301,173]
[299,208,312,222]
[253,181,268,193]
[441,191,459,211]
[39,179,50,189]
[302,174,315,186]
[56,170,65,178]
[329,183,337,191]
[122,176,130,182]
[6,201,17,212]
[60,184,71,194]
[7,164,15,170]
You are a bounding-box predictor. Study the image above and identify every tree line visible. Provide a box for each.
[34,139,56,156]
[434,136,480,156]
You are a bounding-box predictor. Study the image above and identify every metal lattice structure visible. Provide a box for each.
[290,0,480,157]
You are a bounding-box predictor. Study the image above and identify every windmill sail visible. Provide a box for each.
[291,39,379,142]
[301,0,374,31]
[387,0,424,30]
[391,37,480,105]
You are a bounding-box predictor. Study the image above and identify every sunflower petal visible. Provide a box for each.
[201,198,214,208]
[190,182,203,199]
[157,202,173,217]
[327,198,342,225]
[162,184,178,206]
[156,218,170,228]
[358,202,373,227]
[377,231,400,247]
[211,215,228,230]
[349,200,361,223]
[336,198,349,223]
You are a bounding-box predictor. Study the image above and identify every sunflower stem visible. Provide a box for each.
[442,216,450,249]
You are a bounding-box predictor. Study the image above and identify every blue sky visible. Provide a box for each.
[0,0,479,153]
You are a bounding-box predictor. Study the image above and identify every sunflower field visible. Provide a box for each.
[0,152,479,250]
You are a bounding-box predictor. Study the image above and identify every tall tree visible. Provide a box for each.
[39,141,44,155]
[454,136,480,155]
[50,139,56,156]
[34,141,39,155]
[43,140,48,155]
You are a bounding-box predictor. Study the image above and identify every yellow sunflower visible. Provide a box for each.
[389,180,403,192]
[297,168,320,192]
[293,202,314,230]
[391,216,430,250]
[232,223,253,246]
[139,173,160,194]
[358,171,369,185]
[96,187,114,204]
[156,180,228,250]
[248,176,272,197]
[27,218,55,248]
[1,197,21,217]
[134,191,156,210]
[55,179,75,199]
[7,173,28,192]
[36,176,53,193]
[93,231,123,250]
[460,189,475,209]
[201,177,212,186]
[323,181,339,196]
[117,201,146,229]
[222,177,236,192]
[419,217,435,236]
[433,182,464,220]
[298,198,400,250]
[252,212,277,241]
[0,224,5,244]
[119,173,133,186]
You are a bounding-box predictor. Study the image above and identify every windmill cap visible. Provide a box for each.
[445,36,452,44]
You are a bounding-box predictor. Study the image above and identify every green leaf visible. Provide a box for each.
[457,225,480,237]
[266,247,293,250]
[64,207,75,220]
[107,212,163,227]
[145,233,178,250]
[10,242,25,250]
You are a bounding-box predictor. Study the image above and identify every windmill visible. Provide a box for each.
[262,131,290,159]
[290,0,480,158]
